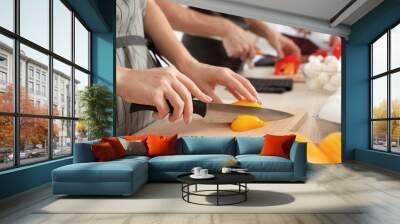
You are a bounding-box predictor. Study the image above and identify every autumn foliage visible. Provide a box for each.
[0,85,59,150]
[373,99,400,141]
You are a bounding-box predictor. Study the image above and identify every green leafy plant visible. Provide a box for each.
[79,84,113,140]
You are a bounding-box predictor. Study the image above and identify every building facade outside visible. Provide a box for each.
[0,41,83,168]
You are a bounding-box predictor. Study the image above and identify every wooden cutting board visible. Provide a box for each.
[136,109,307,137]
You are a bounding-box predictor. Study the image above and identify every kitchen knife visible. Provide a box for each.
[255,49,280,62]
[129,100,293,123]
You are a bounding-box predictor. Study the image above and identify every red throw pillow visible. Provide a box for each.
[101,137,126,158]
[91,142,118,161]
[260,134,296,159]
[146,134,177,157]
[124,135,148,141]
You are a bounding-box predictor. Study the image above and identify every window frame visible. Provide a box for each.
[0,0,92,171]
[370,20,400,154]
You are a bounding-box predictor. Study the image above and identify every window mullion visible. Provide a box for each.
[370,45,373,149]
[388,30,391,153]
[13,0,20,167]
[49,0,54,160]
[71,11,76,156]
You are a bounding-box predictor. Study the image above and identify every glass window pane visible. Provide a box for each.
[372,121,388,151]
[0,35,14,112]
[20,117,49,165]
[20,0,49,49]
[391,24,400,70]
[20,44,49,115]
[53,119,72,158]
[0,0,14,31]
[372,76,387,119]
[53,59,72,117]
[53,0,72,60]
[75,120,88,143]
[74,69,89,118]
[0,116,14,170]
[75,18,89,70]
[391,120,400,153]
[391,72,400,118]
[372,33,387,76]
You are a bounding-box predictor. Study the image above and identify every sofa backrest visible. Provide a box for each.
[73,140,100,163]
[235,137,264,155]
[177,136,236,155]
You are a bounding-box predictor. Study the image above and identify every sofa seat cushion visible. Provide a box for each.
[53,159,147,183]
[149,154,235,172]
[236,155,293,172]
[116,155,150,163]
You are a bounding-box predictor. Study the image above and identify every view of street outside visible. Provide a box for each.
[0,0,90,170]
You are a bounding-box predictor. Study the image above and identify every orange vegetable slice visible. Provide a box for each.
[319,132,341,164]
[230,115,265,132]
[291,132,342,164]
[232,100,262,108]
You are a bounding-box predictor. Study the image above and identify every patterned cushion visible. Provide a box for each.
[118,137,147,156]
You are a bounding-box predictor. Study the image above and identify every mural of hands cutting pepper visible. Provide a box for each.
[116,0,342,164]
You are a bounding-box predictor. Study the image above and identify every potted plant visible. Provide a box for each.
[79,84,113,140]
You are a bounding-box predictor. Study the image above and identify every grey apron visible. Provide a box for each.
[116,0,155,136]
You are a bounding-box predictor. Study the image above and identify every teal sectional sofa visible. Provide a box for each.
[52,136,307,196]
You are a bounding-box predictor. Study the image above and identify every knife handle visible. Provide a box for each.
[130,99,207,117]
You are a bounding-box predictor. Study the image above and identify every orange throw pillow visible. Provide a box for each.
[101,137,126,158]
[91,142,117,161]
[260,134,296,159]
[146,135,178,157]
[124,135,148,141]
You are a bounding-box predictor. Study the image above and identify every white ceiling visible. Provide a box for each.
[226,0,352,21]
[174,0,384,37]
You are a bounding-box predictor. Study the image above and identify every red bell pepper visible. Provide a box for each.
[332,41,341,59]
[313,48,328,57]
[274,55,300,75]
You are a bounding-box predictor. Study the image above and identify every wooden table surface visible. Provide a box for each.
[137,67,338,143]
[241,66,339,143]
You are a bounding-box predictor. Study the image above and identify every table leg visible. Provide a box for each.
[216,184,219,206]
[245,183,247,201]
[181,184,183,199]
[187,184,190,202]
[195,184,198,192]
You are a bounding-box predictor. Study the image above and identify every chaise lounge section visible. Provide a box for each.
[52,136,307,196]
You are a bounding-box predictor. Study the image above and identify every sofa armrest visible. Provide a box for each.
[289,142,307,181]
[73,140,100,163]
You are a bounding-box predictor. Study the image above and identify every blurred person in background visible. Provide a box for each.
[273,25,341,60]
[156,0,301,72]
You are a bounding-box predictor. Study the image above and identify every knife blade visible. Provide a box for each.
[130,100,293,123]
[255,49,280,62]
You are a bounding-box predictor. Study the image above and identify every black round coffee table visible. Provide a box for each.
[177,173,255,206]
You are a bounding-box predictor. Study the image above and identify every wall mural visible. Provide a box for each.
[115,0,342,164]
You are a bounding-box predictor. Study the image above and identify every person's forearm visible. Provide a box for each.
[144,0,196,71]
[155,0,232,38]
[116,66,134,98]
[245,19,276,39]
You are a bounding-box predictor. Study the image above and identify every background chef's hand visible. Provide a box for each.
[180,62,261,104]
[116,66,212,123]
[221,21,258,62]
[279,35,301,59]
[266,31,301,59]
